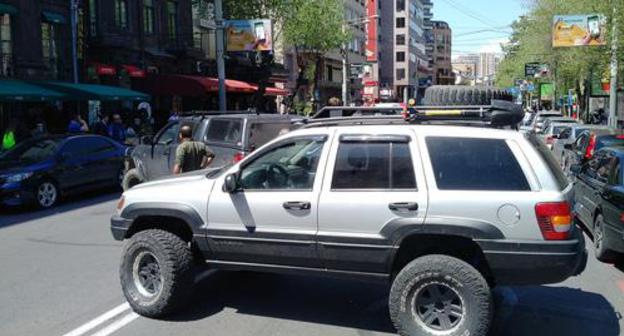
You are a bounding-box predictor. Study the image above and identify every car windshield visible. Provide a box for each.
[0,138,62,163]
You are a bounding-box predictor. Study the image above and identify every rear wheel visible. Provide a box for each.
[594,215,616,262]
[389,255,492,336]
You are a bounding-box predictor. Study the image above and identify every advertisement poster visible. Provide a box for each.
[525,63,549,77]
[540,83,555,101]
[365,0,378,62]
[553,14,607,47]
[225,20,272,52]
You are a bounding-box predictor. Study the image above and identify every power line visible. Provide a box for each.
[455,29,512,37]
[439,0,504,29]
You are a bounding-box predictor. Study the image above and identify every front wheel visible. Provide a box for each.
[120,229,195,317]
[389,255,493,336]
[36,180,59,208]
[122,168,143,191]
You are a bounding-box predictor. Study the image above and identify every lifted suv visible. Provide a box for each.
[122,111,296,190]
[111,88,586,336]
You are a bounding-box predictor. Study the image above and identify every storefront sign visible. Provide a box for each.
[553,14,607,47]
[365,0,378,62]
[225,20,272,52]
[95,64,117,76]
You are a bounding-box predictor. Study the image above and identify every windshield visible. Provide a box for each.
[0,138,62,163]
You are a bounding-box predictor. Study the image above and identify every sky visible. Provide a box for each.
[432,0,528,58]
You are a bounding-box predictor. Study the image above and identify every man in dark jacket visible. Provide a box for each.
[108,114,126,143]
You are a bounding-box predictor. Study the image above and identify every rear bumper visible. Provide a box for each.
[477,231,587,286]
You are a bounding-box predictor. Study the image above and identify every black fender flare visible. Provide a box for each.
[120,202,205,235]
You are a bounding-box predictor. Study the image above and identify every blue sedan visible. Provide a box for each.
[0,134,127,208]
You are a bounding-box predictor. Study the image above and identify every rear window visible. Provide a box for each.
[426,137,530,191]
[205,119,243,146]
[528,134,569,190]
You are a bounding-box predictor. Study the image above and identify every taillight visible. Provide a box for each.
[616,135,624,140]
[585,134,596,159]
[535,202,572,240]
[232,152,245,163]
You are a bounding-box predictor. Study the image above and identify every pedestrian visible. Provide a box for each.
[173,125,215,175]
[93,114,109,137]
[68,112,89,133]
[108,113,126,143]
[1,119,18,152]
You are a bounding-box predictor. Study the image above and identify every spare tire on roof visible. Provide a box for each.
[423,85,513,106]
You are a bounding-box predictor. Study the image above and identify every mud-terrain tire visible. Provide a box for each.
[122,168,143,191]
[120,229,194,317]
[389,254,493,336]
[594,214,617,263]
[423,85,512,106]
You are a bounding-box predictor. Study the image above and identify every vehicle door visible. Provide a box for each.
[601,158,624,238]
[56,138,93,190]
[206,134,331,268]
[575,151,614,226]
[84,137,123,185]
[145,122,180,179]
[317,130,427,273]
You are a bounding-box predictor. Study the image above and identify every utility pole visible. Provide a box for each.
[608,5,619,128]
[71,0,79,83]
[215,0,227,111]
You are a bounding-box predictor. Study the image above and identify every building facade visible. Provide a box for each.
[478,52,500,84]
[431,20,453,85]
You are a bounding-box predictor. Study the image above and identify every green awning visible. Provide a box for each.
[0,80,66,102]
[37,81,150,102]
[0,4,18,15]
[41,11,67,24]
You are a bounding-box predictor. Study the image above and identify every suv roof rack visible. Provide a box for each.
[303,100,523,128]
[179,108,260,116]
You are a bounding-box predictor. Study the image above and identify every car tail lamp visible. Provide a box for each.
[585,134,597,159]
[616,135,624,140]
[232,152,245,163]
[535,202,572,240]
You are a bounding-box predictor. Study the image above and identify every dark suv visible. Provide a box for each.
[123,112,297,189]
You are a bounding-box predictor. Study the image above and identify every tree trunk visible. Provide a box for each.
[312,54,323,113]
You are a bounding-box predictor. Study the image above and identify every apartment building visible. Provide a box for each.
[431,20,453,85]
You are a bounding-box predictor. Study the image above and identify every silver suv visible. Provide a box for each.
[111,103,587,336]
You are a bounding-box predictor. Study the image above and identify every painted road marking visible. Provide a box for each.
[90,312,139,336]
[62,303,131,336]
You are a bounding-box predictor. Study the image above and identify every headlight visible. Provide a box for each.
[5,172,33,183]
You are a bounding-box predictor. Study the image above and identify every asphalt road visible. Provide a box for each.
[1,193,623,336]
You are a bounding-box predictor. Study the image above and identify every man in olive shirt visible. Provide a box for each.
[173,125,215,175]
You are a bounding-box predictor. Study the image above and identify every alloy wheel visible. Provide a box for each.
[37,182,57,208]
[595,218,603,250]
[412,282,464,332]
[132,251,164,298]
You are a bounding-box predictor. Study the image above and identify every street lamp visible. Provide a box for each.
[342,15,378,106]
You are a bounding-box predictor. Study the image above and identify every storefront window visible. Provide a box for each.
[41,22,59,79]
[114,0,128,29]
[0,14,12,77]
[143,0,154,35]
[167,1,177,39]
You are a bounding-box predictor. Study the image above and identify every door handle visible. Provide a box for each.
[283,201,311,210]
[389,202,419,211]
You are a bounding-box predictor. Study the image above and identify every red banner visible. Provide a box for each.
[365,0,378,62]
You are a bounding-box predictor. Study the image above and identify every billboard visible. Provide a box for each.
[553,14,607,47]
[540,83,555,101]
[365,0,378,62]
[525,63,549,77]
[225,20,272,52]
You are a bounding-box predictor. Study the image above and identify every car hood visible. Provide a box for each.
[131,168,219,190]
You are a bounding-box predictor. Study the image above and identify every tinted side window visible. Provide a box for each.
[248,122,292,151]
[206,119,243,145]
[157,123,180,145]
[426,137,530,191]
[89,137,115,153]
[332,142,416,190]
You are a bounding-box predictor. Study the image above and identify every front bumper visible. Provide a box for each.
[111,215,133,241]
[0,184,35,206]
[478,230,587,286]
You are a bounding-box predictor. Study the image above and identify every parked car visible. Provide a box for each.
[541,117,577,134]
[562,129,624,176]
[530,111,563,133]
[123,112,298,190]
[542,123,574,150]
[0,135,126,208]
[111,86,586,336]
[572,147,624,262]
[552,124,608,166]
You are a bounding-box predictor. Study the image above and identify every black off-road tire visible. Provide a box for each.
[120,229,195,317]
[423,85,512,106]
[389,255,493,336]
[122,168,143,191]
[594,215,616,263]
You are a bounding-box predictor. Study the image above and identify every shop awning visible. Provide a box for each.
[0,4,18,15]
[0,80,66,102]
[41,11,67,24]
[133,75,286,96]
[263,87,290,96]
[35,81,149,101]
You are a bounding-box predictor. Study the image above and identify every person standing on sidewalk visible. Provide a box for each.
[173,125,215,175]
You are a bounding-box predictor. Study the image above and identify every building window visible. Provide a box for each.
[396,52,405,62]
[167,1,178,39]
[396,68,406,80]
[114,0,128,29]
[41,22,60,78]
[88,0,97,36]
[396,34,405,45]
[326,65,333,82]
[143,0,154,34]
[396,18,405,28]
[396,0,405,11]
[0,14,11,77]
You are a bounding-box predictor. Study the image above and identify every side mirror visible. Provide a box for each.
[223,173,240,193]
[141,135,153,145]
[570,164,582,174]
